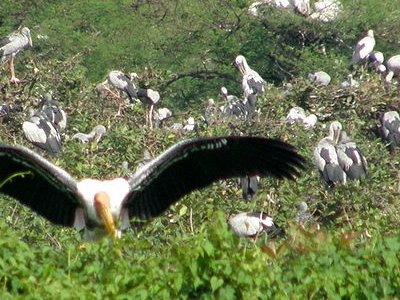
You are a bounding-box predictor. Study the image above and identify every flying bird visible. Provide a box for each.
[228,212,283,238]
[380,111,400,154]
[0,136,304,242]
[0,27,33,83]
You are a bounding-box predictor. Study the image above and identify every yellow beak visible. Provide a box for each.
[94,192,117,238]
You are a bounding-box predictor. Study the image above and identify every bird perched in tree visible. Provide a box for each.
[72,125,107,144]
[0,136,304,242]
[228,212,284,238]
[385,55,400,85]
[313,121,346,187]
[100,70,137,116]
[379,111,400,154]
[351,29,375,68]
[220,86,252,120]
[336,130,367,181]
[22,94,66,155]
[137,87,160,129]
[340,74,359,88]
[307,71,331,86]
[0,27,32,83]
[235,55,265,110]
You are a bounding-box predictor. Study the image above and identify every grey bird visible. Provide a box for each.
[336,130,368,180]
[0,27,33,83]
[72,125,107,144]
[380,111,400,154]
[313,121,346,187]
[137,88,160,129]
[240,176,259,201]
[235,55,265,110]
[100,70,137,116]
[220,87,250,120]
[39,93,67,132]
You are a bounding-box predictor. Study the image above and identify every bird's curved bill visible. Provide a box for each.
[94,192,117,239]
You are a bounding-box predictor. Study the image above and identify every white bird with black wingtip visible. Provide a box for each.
[0,136,304,242]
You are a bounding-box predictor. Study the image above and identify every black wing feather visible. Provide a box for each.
[0,144,80,226]
[125,136,305,222]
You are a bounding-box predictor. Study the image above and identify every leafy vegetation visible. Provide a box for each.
[1,0,400,298]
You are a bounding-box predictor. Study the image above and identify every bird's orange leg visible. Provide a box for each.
[148,104,154,129]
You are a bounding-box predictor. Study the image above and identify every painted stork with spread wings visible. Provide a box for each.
[0,27,32,83]
[0,136,304,242]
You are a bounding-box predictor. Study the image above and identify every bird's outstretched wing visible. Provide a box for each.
[0,144,80,226]
[124,136,305,222]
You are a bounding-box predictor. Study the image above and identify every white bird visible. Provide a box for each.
[100,71,137,116]
[183,117,195,132]
[380,111,400,154]
[351,29,375,66]
[0,136,304,242]
[72,125,107,144]
[309,0,343,23]
[313,121,346,187]
[235,55,266,109]
[303,114,318,129]
[307,71,331,86]
[154,108,172,127]
[336,130,368,180]
[385,55,400,84]
[228,212,283,238]
[0,27,32,83]
[286,107,306,125]
[340,74,359,88]
[368,51,384,67]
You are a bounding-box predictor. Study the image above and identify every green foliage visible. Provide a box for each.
[1,0,400,298]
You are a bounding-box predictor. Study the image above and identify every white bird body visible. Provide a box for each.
[340,74,359,88]
[309,0,342,23]
[351,30,375,65]
[307,71,331,86]
[228,212,275,238]
[368,51,384,66]
[0,137,305,242]
[303,114,318,129]
[385,55,400,83]
[183,117,195,132]
[380,111,400,153]
[286,107,306,125]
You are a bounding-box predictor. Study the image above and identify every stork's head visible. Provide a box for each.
[235,55,248,75]
[329,121,342,143]
[94,192,117,238]
[21,27,33,47]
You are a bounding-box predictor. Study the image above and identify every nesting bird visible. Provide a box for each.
[0,27,33,83]
[100,71,137,116]
[22,94,66,155]
[379,111,400,154]
[286,107,318,129]
[0,136,304,242]
[384,55,400,84]
[313,121,346,187]
[220,86,251,120]
[340,74,359,88]
[314,121,367,187]
[72,125,107,144]
[228,212,283,238]
[351,29,375,67]
[235,55,266,109]
[307,71,331,86]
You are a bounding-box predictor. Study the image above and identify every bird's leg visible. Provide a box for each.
[102,86,120,99]
[9,57,20,84]
[115,98,124,117]
[148,104,154,130]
